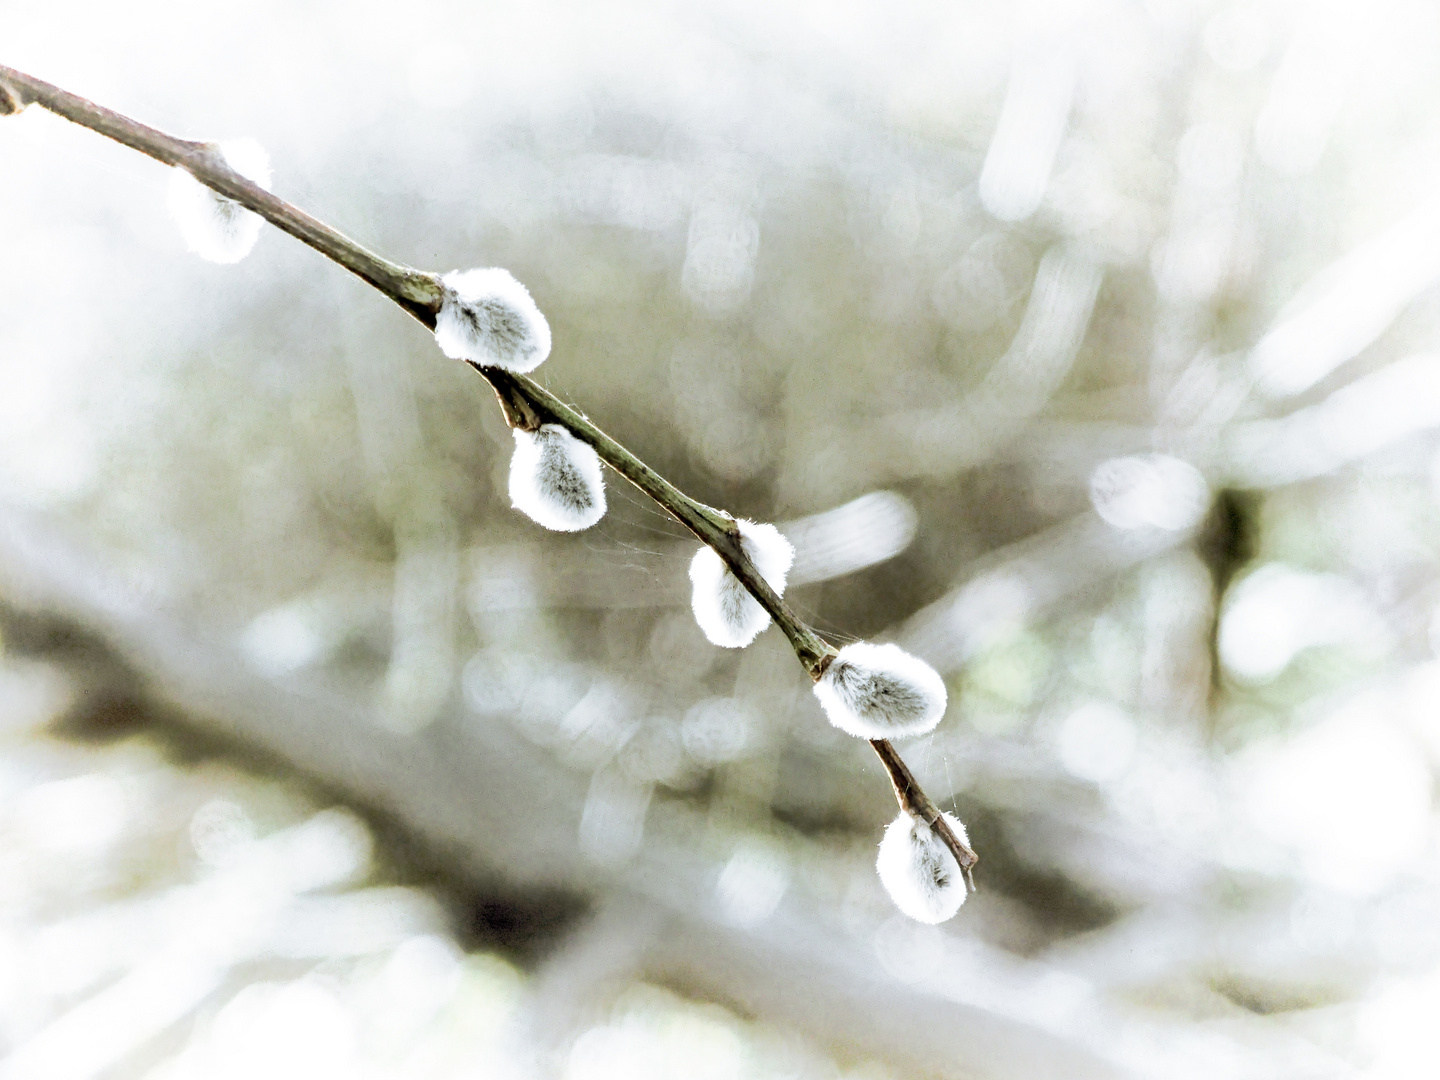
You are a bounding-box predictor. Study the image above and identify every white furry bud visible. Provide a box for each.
[813,642,947,739]
[167,138,272,264]
[509,424,606,531]
[689,521,795,648]
[876,810,968,923]
[435,268,552,372]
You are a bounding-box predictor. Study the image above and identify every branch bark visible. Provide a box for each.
[0,62,976,879]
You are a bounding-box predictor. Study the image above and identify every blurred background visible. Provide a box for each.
[3,0,1440,1076]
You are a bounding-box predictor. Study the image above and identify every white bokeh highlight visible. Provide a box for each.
[1089,455,1209,531]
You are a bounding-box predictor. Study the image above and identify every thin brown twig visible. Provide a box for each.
[0,62,976,880]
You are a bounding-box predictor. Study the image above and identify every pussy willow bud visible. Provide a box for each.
[434,267,551,372]
[167,138,272,264]
[812,641,947,739]
[688,520,795,648]
[508,424,606,531]
[876,810,968,923]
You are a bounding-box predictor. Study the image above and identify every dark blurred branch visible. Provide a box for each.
[0,63,975,877]
[1197,488,1257,714]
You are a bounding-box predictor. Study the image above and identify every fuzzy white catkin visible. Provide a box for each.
[813,641,947,739]
[876,810,968,923]
[689,520,795,648]
[167,138,272,264]
[434,268,552,372]
[509,424,606,531]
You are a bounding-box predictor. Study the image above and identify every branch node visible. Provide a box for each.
[473,364,544,432]
[0,78,27,115]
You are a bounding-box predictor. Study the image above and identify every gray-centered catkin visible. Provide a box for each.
[813,641,947,739]
[688,520,794,648]
[508,424,606,531]
[434,267,551,372]
[875,810,968,923]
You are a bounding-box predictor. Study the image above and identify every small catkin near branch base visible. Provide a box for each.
[0,62,978,898]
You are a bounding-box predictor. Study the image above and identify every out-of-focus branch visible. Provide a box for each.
[0,63,974,876]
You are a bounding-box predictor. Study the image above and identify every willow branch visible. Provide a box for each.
[0,63,974,876]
